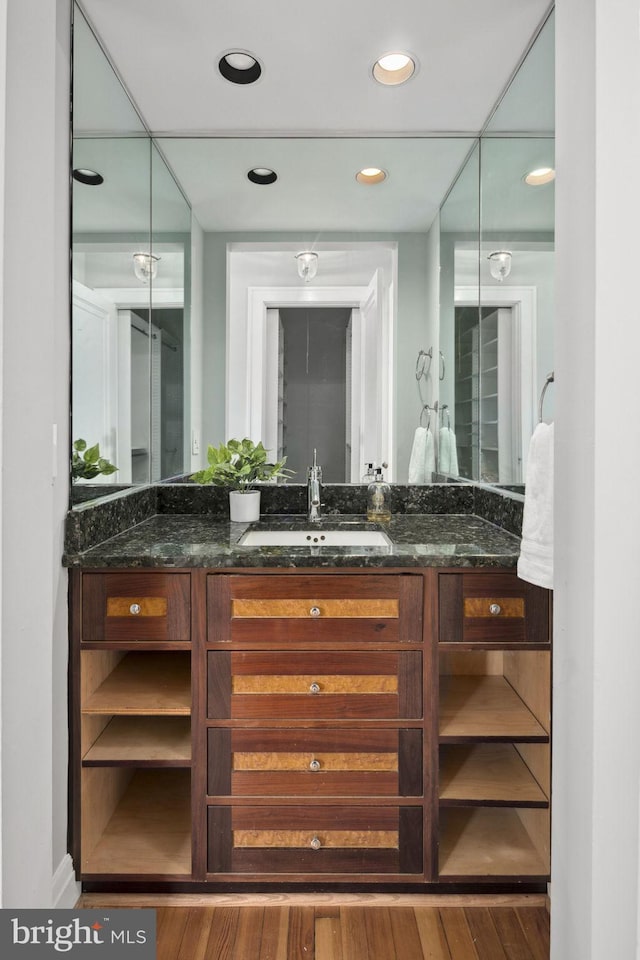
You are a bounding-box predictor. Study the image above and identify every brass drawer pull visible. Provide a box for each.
[310,836,322,850]
[309,606,321,617]
[489,603,502,615]
[309,759,321,772]
[309,682,321,695]
[129,603,141,615]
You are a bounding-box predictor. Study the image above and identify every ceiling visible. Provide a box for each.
[77,0,552,136]
[74,1,554,235]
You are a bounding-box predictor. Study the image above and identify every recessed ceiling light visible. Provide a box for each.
[524,166,556,186]
[373,52,416,86]
[72,168,104,186]
[218,50,262,84]
[356,167,387,185]
[247,167,277,185]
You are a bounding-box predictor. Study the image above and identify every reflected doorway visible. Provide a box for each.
[277,307,351,482]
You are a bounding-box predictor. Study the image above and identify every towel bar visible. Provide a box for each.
[538,371,555,422]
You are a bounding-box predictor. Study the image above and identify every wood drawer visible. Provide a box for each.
[207,574,423,643]
[208,805,423,875]
[207,650,423,720]
[208,728,423,797]
[82,573,190,643]
[438,572,550,645]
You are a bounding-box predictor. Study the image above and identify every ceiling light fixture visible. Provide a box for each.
[356,167,387,185]
[295,251,318,283]
[247,167,278,185]
[132,252,160,284]
[373,52,416,85]
[72,168,104,186]
[524,166,556,186]
[218,50,262,84]
[487,250,512,282]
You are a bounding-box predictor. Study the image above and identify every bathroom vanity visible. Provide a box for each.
[66,505,551,893]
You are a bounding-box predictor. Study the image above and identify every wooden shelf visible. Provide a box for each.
[83,652,191,716]
[82,769,191,875]
[83,717,191,766]
[439,807,549,877]
[439,744,548,806]
[439,676,548,741]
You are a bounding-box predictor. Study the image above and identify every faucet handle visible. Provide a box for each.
[308,448,322,481]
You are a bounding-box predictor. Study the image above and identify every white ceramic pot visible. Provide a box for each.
[229,490,261,522]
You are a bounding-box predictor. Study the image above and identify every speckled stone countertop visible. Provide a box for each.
[63,513,520,569]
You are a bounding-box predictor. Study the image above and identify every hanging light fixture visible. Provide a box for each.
[132,253,160,284]
[295,251,318,282]
[487,250,512,282]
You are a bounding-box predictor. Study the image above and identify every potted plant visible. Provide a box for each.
[72,439,118,482]
[190,438,293,521]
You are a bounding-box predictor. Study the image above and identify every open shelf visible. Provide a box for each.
[439,743,548,806]
[439,807,549,878]
[82,768,191,875]
[83,652,191,716]
[83,716,191,766]
[439,675,548,741]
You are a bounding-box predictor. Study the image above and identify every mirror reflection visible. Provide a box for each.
[71,6,191,503]
[439,12,554,485]
[70,3,554,503]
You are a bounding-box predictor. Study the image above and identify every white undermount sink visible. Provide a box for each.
[239,528,392,548]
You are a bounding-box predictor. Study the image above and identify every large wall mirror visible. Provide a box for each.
[439,11,554,487]
[71,5,191,504]
[71,2,553,503]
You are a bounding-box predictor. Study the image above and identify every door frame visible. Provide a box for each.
[234,283,393,481]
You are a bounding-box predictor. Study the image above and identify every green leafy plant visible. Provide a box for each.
[72,439,118,481]
[190,438,294,491]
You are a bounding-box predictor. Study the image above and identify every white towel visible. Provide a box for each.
[438,426,459,476]
[517,422,554,589]
[408,427,436,483]
[424,428,435,480]
[408,427,427,484]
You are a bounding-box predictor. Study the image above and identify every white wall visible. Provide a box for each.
[0,0,7,907]
[1,0,76,907]
[553,0,640,957]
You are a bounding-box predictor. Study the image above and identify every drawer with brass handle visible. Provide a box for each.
[207,804,423,876]
[81,573,190,643]
[207,650,422,720]
[439,572,550,645]
[208,727,423,797]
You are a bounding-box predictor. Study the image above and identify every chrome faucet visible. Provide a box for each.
[307,449,322,522]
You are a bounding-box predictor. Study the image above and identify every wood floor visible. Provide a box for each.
[78,894,549,960]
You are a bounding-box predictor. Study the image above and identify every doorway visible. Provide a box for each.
[277,307,352,482]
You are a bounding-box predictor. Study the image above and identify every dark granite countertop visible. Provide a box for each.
[63,513,520,569]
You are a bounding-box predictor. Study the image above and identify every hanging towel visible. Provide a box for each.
[408,427,436,483]
[438,426,459,476]
[424,427,436,480]
[408,427,427,484]
[517,422,554,589]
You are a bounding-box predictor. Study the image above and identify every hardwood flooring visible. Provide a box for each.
[78,895,549,959]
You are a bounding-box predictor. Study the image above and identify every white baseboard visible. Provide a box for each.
[52,854,81,908]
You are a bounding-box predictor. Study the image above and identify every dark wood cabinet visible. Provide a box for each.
[437,570,551,880]
[438,571,550,645]
[205,571,425,881]
[207,805,423,876]
[70,566,550,890]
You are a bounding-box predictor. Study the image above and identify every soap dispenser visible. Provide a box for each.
[361,462,375,484]
[367,467,391,522]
